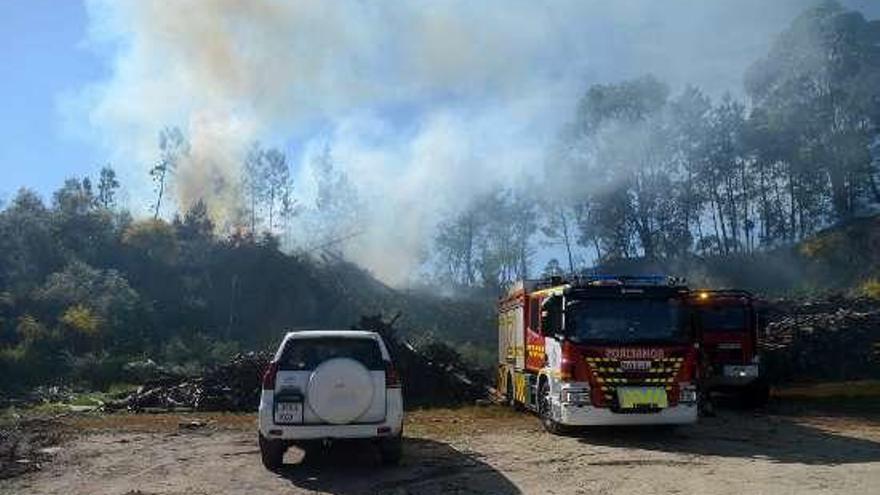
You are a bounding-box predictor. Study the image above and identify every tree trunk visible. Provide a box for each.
[759,160,770,246]
[559,208,575,274]
[787,168,797,242]
[711,204,722,256]
[250,186,257,233]
[773,171,786,242]
[724,175,739,253]
[868,171,880,204]
[740,159,751,253]
[227,274,238,341]
[153,166,166,220]
[269,188,275,231]
[465,216,474,286]
[828,167,851,221]
[712,188,728,255]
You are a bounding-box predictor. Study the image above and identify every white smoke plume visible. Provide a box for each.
[74,0,866,284]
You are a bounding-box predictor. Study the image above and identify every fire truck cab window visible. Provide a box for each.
[566,298,686,343]
[541,296,563,335]
[699,306,749,332]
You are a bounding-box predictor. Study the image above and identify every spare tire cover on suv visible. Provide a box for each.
[307,357,375,424]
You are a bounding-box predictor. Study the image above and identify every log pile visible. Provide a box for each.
[108,351,272,412]
[109,314,491,412]
[760,297,880,383]
[355,314,492,407]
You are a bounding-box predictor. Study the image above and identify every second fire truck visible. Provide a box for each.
[497,275,700,433]
[689,289,769,407]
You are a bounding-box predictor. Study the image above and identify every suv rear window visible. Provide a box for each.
[279,337,385,371]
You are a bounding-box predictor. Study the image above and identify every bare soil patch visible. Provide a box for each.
[0,418,70,481]
[2,405,879,494]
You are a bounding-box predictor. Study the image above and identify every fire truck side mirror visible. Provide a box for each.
[540,310,551,335]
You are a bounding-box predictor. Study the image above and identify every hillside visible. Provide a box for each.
[596,214,880,296]
[0,189,496,394]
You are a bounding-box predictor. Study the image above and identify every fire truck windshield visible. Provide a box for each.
[565,298,687,343]
[699,305,748,332]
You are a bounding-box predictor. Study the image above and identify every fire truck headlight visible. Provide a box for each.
[679,383,698,404]
[561,388,591,405]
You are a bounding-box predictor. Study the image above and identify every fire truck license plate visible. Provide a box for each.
[617,387,668,409]
[620,360,651,371]
[274,402,302,424]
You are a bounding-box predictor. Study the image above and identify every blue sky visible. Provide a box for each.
[0,0,106,201]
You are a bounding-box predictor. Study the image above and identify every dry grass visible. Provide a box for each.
[774,380,880,400]
[66,412,256,433]
[858,278,880,299]
[405,404,534,439]
[771,381,880,424]
[61,404,532,438]
[31,385,880,437]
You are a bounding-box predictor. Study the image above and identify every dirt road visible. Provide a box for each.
[2,406,879,495]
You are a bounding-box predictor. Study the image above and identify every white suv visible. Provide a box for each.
[258,330,404,469]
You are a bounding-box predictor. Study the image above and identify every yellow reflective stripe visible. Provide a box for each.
[514,374,528,402]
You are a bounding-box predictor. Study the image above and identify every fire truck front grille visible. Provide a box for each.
[609,405,663,414]
[708,348,745,365]
[585,357,684,407]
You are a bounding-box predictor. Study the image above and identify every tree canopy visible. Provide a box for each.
[431,1,880,286]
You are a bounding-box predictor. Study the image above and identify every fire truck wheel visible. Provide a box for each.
[538,380,567,435]
[506,374,521,410]
[506,375,514,407]
[741,383,770,409]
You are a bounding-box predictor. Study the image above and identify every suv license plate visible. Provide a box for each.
[275,402,303,424]
[617,387,668,409]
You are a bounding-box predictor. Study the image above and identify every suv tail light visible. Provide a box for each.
[385,361,401,388]
[262,361,278,390]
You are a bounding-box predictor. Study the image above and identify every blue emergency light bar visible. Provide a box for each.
[574,274,685,287]
[531,274,686,290]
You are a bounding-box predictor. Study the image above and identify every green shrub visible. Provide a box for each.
[66,352,130,390]
[858,278,880,300]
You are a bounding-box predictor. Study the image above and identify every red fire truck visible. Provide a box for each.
[497,276,700,433]
[690,290,769,407]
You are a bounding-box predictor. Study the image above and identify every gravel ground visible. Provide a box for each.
[2,406,879,495]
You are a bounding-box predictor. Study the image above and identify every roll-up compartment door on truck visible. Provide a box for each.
[499,301,525,369]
